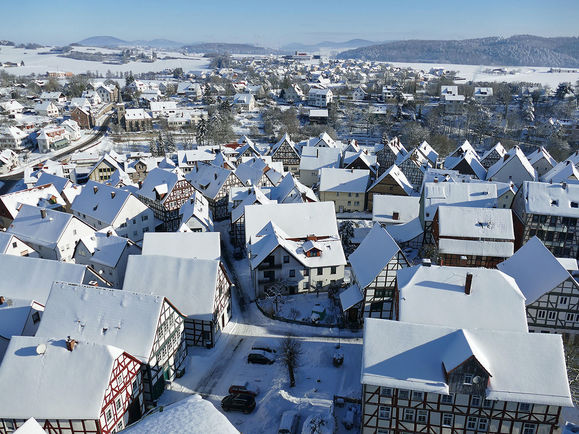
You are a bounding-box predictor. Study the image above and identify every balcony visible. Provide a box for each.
[257,262,282,271]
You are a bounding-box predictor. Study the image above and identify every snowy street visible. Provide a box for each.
[158,223,363,433]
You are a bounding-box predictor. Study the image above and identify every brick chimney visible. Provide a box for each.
[93,185,98,194]
[0,296,5,305]
[40,209,47,219]
[465,273,473,295]
[66,336,77,352]
[393,212,400,220]
[110,191,116,199]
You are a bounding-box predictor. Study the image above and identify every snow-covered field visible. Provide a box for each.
[0,46,210,75]
[390,61,579,88]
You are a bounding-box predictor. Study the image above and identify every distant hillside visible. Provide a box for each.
[282,39,377,52]
[76,36,128,48]
[182,43,277,55]
[337,35,579,67]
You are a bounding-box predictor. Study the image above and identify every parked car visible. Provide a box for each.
[278,410,299,434]
[251,344,277,354]
[221,394,256,414]
[229,382,259,397]
[248,349,275,364]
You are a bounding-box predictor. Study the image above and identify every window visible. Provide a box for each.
[572,202,578,209]
[106,408,113,422]
[317,267,323,275]
[142,215,148,221]
[464,374,473,384]
[283,255,289,263]
[483,399,493,409]
[32,312,41,324]
[380,387,393,397]
[538,310,546,319]
[116,421,124,431]
[548,311,557,320]
[520,402,532,412]
[545,231,554,241]
[412,391,424,401]
[478,418,489,431]
[378,406,391,420]
[398,389,410,399]
[467,417,478,430]
[403,408,415,422]
[115,398,122,411]
[303,269,309,276]
[132,219,136,224]
[442,413,453,426]
[289,269,295,278]
[377,430,389,434]
[471,395,481,407]
[316,280,322,289]
[567,313,574,321]
[417,409,428,423]
[559,296,569,305]
[441,394,453,404]
[303,282,309,289]
[11,242,17,248]
[330,266,337,274]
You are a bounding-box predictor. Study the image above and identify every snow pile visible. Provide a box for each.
[122,394,238,434]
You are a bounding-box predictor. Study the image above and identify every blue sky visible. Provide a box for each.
[3,0,578,46]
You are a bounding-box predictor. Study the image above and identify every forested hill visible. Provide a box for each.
[337,35,579,67]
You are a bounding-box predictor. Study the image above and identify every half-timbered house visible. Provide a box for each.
[269,133,301,175]
[245,202,346,300]
[36,282,187,405]
[230,186,276,248]
[186,163,244,220]
[375,137,408,176]
[366,164,414,212]
[397,148,432,190]
[433,206,515,268]
[361,318,572,434]
[480,142,507,170]
[498,236,579,340]
[0,336,145,434]
[486,146,536,187]
[137,167,197,232]
[123,255,231,348]
[512,181,579,259]
[340,224,409,324]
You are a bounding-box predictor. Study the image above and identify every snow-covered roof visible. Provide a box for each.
[481,142,506,163]
[522,181,579,218]
[368,164,414,196]
[35,172,70,194]
[36,282,163,363]
[498,236,573,304]
[343,151,377,172]
[396,265,527,331]
[319,168,369,193]
[186,163,237,200]
[7,204,84,249]
[14,418,46,434]
[437,206,514,240]
[138,167,188,204]
[349,224,402,289]
[299,146,341,171]
[179,191,213,231]
[421,182,498,222]
[142,232,220,260]
[123,255,220,320]
[527,147,556,168]
[362,319,572,406]
[0,183,65,219]
[122,394,238,434]
[542,151,579,183]
[0,336,123,420]
[486,146,536,182]
[417,141,438,165]
[0,297,39,339]
[245,201,338,246]
[124,108,151,120]
[231,186,276,223]
[444,149,487,180]
[0,254,86,304]
[339,284,364,311]
[71,181,133,225]
[248,221,346,270]
[270,173,318,203]
[76,229,132,268]
[372,195,420,225]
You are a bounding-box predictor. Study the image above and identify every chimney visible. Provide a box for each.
[503,154,509,162]
[40,209,47,219]
[106,230,112,237]
[465,273,473,295]
[66,336,77,352]
[93,185,98,194]
[393,211,400,220]
[0,296,4,305]
[433,177,438,183]
[110,191,116,199]
[422,258,431,267]
[214,173,218,180]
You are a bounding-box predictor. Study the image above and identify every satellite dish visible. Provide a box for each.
[473,376,481,384]
[36,344,46,355]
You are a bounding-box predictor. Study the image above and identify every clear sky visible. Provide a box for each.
[3,0,578,47]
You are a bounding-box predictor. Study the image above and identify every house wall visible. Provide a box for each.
[1,236,39,257]
[251,245,345,300]
[362,384,562,434]
[488,158,535,187]
[319,190,365,213]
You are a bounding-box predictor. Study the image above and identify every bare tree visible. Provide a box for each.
[280,335,302,387]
